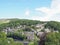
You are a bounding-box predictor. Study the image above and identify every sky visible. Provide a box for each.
[0,0,60,21]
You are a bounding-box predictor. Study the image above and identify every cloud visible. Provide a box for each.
[34,0,60,21]
[25,9,30,16]
[31,16,48,21]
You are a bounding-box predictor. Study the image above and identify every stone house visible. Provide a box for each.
[24,32,34,41]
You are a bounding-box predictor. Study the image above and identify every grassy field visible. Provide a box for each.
[0,19,10,24]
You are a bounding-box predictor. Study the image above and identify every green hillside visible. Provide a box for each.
[0,19,10,24]
[0,19,60,45]
[45,21,60,32]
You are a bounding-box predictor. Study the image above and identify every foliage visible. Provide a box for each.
[45,21,60,32]
[0,31,24,45]
[14,42,23,45]
[7,32,26,40]
[45,32,60,45]
[28,41,38,45]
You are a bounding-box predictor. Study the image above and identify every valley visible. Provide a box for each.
[0,19,60,45]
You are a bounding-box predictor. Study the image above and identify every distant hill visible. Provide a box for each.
[0,18,44,30]
[0,18,60,32]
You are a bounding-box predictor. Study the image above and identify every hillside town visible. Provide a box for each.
[1,22,59,45]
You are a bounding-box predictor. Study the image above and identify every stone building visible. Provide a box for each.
[24,32,34,41]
